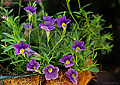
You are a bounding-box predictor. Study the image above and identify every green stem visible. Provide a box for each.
[85,14,98,37]
[0,0,3,20]
[31,16,33,27]
[66,0,77,23]
[28,16,31,45]
[78,0,81,10]
[48,28,66,62]
[66,0,80,29]
[29,32,31,45]
[23,54,29,62]
[37,29,40,50]
[18,0,22,16]
[36,70,43,74]
[47,36,50,50]
[39,3,44,16]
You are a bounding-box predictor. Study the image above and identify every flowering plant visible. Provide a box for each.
[0,0,113,84]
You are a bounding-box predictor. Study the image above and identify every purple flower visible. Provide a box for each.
[36,0,42,4]
[24,24,32,35]
[43,16,55,25]
[26,48,40,57]
[39,24,55,35]
[65,68,78,84]
[59,55,74,68]
[56,16,71,27]
[42,64,59,80]
[26,59,40,71]
[71,40,86,52]
[12,41,29,55]
[24,5,37,16]
[1,16,8,20]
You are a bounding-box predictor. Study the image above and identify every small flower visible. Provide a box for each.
[36,0,42,5]
[39,24,55,35]
[26,48,40,57]
[59,55,74,68]
[71,40,86,52]
[24,5,37,16]
[26,59,40,71]
[1,16,8,21]
[24,24,32,36]
[42,64,59,80]
[65,68,78,84]
[43,16,55,25]
[56,16,71,27]
[12,41,29,55]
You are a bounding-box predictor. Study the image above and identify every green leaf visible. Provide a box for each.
[0,57,14,62]
[10,60,24,64]
[8,9,13,15]
[2,32,14,39]
[73,63,78,71]
[84,58,90,67]
[88,67,99,72]
[19,38,26,42]
[1,39,14,42]
[42,51,49,64]
[82,3,92,9]
[3,45,13,53]
[14,16,19,21]
[93,52,97,59]
[31,57,41,60]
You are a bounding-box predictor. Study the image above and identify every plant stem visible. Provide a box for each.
[28,15,31,45]
[47,35,50,50]
[29,32,31,45]
[78,0,81,10]
[0,0,3,21]
[18,0,22,17]
[66,0,77,23]
[48,27,66,62]
[37,29,41,50]
[23,54,29,62]
[39,3,44,16]
[85,13,98,37]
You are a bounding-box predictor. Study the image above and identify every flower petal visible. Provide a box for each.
[19,41,24,47]
[23,44,29,49]
[79,41,84,47]
[51,67,59,79]
[80,46,86,50]
[71,45,76,49]
[70,78,77,84]
[15,50,20,55]
[74,40,79,45]
[12,44,20,50]
[48,25,55,30]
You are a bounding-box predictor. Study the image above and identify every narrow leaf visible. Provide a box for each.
[3,45,13,53]
[10,60,24,64]
[2,32,14,39]
[1,39,14,42]
[88,67,99,72]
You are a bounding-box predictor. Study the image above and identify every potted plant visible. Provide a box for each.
[0,0,113,85]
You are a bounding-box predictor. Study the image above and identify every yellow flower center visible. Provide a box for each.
[62,23,66,27]
[33,66,36,69]
[76,47,80,51]
[48,68,53,73]
[20,48,25,53]
[72,73,76,78]
[66,60,70,64]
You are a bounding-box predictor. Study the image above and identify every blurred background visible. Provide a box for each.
[0,0,120,84]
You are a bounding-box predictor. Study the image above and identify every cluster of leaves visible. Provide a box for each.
[0,0,113,74]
